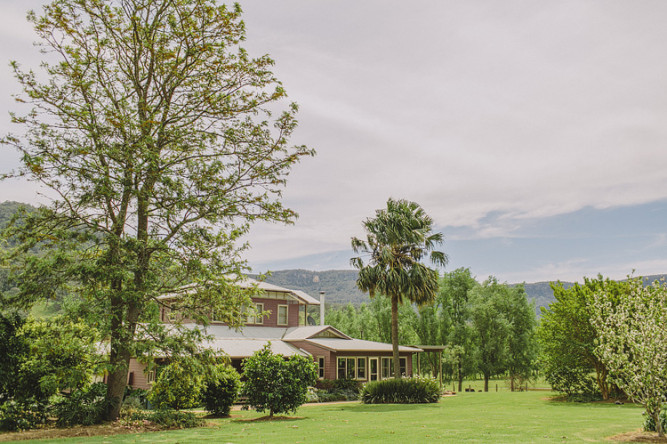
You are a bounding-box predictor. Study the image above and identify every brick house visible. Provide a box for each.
[126,279,422,389]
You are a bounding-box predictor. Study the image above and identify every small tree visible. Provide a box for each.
[241,345,317,418]
[202,364,240,417]
[148,359,204,411]
[591,277,667,437]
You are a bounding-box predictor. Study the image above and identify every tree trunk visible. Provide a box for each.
[457,359,463,392]
[484,373,489,392]
[594,362,609,400]
[391,295,401,378]
[105,347,130,420]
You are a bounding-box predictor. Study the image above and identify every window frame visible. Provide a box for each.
[277,304,289,326]
[317,356,325,379]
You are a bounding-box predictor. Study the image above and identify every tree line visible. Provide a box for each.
[326,267,538,392]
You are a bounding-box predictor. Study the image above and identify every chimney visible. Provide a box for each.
[319,291,325,325]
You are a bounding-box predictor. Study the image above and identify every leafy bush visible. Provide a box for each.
[644,409,667,433]
[333,377,361,393]
[148,359,204,410]
[0,399,48,431]
[52,382,107,427]
[315,389,359,402]
[241,345,317,417]
[544,363,601,400]
[123,409,203,429]
[202,364,240,416]
[361,376,440,404]
[123,387,149,410]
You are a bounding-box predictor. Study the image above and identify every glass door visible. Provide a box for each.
[369,358,379,381]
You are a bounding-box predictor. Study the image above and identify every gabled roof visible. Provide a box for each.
[282,325,351,341]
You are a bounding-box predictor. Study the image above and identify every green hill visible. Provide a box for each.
[259,269,667,315]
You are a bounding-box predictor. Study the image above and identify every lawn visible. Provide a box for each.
[6,390,646,444]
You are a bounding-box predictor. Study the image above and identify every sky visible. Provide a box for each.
[1,1,666,283]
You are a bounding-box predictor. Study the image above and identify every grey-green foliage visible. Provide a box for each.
[440,268,478,389]
[325,297,417,345]
[3,0,313,420]
[469,277,537,391]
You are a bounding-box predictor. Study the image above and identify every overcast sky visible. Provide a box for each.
[2,1,667,283]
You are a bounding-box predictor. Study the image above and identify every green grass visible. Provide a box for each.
[10,391,643,443]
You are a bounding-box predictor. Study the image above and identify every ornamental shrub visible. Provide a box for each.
[0,399,48,431]
[148,360,204,410]
[52,382,108,427]
[122,409,203,429]
[241,345,317,417]
[644,409,667,433]
[202,364,240,416]
[361,376,440,404]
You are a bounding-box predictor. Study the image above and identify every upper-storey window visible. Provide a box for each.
[246,303,264,325]
[277,304,288,325]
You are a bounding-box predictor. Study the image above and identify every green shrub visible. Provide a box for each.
[202,364,240,417]
[316,389,359,402]
[0,399,48,431]
[123,387,149,410]
[361,376,440,404]
[241,345,317,417]
[52,382,107,427]
[148,359,204,410]
[123,409,203,429]
[545,364,601,400]
[333,377,361,393]
[644,409,667,433]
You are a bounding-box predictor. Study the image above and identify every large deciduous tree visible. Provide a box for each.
[538,276,628,400]
[351,198,447,378]
[2,0,312,420]
[591,277,667,437]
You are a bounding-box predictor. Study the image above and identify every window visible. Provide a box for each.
[277,305,288,325]
[380,357,407,378]
[399,357,407,377]
[318,357,325,379]
[252,303,264,324]
[337,357,346,379]
[337,357,368,380]
[147,370,155,384]
[356,358,366,379]
[381,357,392,379]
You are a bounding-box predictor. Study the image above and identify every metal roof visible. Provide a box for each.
[282,325,351,340]
[204,338,310,358]
[157,278,320,306]
[305,338,423,353]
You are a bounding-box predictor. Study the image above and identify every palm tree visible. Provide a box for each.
[351,198,447,378]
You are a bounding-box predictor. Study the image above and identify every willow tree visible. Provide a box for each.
[2,0,312,420]
[351,199,447,378]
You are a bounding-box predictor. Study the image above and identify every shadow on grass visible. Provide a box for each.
[335,403,441,413]
[233,415,306,422]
